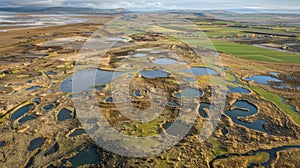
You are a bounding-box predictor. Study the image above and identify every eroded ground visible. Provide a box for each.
[0,13,300,168]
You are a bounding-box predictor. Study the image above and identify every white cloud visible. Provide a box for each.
[0,0,299,10]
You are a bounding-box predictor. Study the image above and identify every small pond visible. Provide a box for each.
[183,67,218,76]
[244,75,282,85]
[18,116,35,123]
[60,68,122,93]
[27,137,46,151]
[11,104,34,120]
[228,87,250,94]
[132,53,147,58]
[26,86,42,91]
[43,104,54,111]
[225,101,268,134]
[199,102,211,118]
[57,108,73,121]
[69,146,100,167]
[153,58,186,65]
[140,69,168,79]
[44,143,59,156]
[174,88,203,98]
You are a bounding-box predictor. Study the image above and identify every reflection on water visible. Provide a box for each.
[225,101,268,134]
[60,69,122,93]
[183,67,218,76]
[140,69,168,79]
[228,87,250,94]
[244,75,282,85]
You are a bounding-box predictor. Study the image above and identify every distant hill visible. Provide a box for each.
[227,8,260,13]
[0,7,131,14]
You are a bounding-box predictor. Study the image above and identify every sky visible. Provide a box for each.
[0,0,299,11]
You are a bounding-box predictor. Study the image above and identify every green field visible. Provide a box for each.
[211,40,300,63]
[180,39,299,63]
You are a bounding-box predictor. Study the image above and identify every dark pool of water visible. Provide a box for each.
[44,143,59,156]
[140,69,168,79]
[134,90,141,97]
[26,86,42,91]
[0,141,5,147]
[167,100,180,107]
[225,101,268,134]
[244,75,282,85]
[57,108,73,121]
[11,104,34,120]
[174,88,203,98]
[69,129,87,137]
[43,104,54,111]
[18,116,35,123]
[45,71,57,75]
[183,67,218,76]
[199,103,211,118]
[32,98,41,102]
[228,87,250,94]
[27,137,46,151]
[60,68,122,93]
[69,146,100,167]
[106,97,113,103]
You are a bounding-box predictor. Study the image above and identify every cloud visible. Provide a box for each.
[0,0,299,10]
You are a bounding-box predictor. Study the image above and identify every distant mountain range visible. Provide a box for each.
[0,7,131,14]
